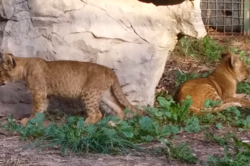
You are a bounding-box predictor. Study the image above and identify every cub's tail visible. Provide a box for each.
[111,75,147,119]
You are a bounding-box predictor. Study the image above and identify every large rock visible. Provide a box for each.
[0,0,206,119]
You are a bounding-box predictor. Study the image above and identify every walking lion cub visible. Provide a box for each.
[174,51,250,115]
[0,53,146,126]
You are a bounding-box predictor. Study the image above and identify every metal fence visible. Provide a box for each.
[201,0,249,35]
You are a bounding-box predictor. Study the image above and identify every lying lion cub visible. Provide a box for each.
[174,51,250,115]
[0,53,147,126]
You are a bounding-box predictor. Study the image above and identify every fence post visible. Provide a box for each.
[244,0,250,34]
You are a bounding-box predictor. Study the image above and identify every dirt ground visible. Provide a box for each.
[1,33,250,166]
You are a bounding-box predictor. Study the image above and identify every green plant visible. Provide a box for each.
[174,70,199,87]
[119,116,177,142]
[237,82,250,95]
[198,106,250,130]
[174,70,212,87]
[199,113,217,126]
[205,132,235,146]
[184,115,201,133]
[3,114,140,155]
[3,111,185,155]
[147,95,192,125]
[147,95,204,134]
[231,48,250,66]
[171,143,199,164]
[179,36,225,60]
[160,138,199,164]
[180,36,193,56]
[205,133,250,166]
[204,99,222,108]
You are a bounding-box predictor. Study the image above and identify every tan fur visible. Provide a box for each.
[174,52,250,115]
[0,53,147,126]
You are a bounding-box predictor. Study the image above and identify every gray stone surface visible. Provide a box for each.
[0,0,206,118]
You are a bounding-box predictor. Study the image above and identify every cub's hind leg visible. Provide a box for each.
[192,102,242,115]
[101,88,125,120]
[82,90,103,125]
[21,92,49,126]
[209,102,242,113]
[223,95,250,108]
[189,86,242,114]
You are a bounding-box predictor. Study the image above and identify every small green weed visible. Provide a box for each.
[231,48,250,66]
[147,95,192,125]
[174,70,212,87]
[174,70,199,87]
[184,115,201,133]
[2,95,203,162]
[179,36,224,60]
[205,133,250,166]
[4,110,196,155]
[3,114,140,155]
[119,116,176,142]
[198,106,250,130]
[170,142,199,164]
[237,82,250,95]
[160,138,199,164]
[203,99,222,108]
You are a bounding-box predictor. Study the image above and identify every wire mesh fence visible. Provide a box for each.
[201,0,248,35]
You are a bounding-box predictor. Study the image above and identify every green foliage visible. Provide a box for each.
[4,114,140,154]
[2,70,250,164]
[198,106,250,130]
[232,48,250,66]
[2,95,203,164]
[223,107,250,130]
[205,132,235,146]
[4,109,196,155]
[184,115,200,133]
[170,142,199,164]
[204,99,221,108]
[2,113,46,140]
[237,82,250,95]
[119,116,175,142]
[216,123,223,130]
[160,138,199,164]
[205,133,250,166]
[174,70,199,87]
[174,70,212,87]
[235,115,250,131]
[232,49,250,95]
[147,95,192,125]
[179,36,224,60]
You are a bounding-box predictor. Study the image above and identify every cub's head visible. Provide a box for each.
[0,53,18,86]
[221,51,249,82]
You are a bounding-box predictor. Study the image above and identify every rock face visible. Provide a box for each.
[0,0,206,119]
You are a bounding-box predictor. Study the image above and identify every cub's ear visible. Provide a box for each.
[230,54,240,69]
[220,51,239,68]
[221,51,231,59]
[2,53,16,68]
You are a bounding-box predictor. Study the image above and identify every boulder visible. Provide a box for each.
[0,0,206,119]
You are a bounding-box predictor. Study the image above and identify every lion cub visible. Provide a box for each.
[174,52,250,115]
[0,53,146,126]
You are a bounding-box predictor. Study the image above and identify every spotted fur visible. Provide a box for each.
[0,53,147,126]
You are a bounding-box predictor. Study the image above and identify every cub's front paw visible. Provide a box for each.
[20,118,30,127]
